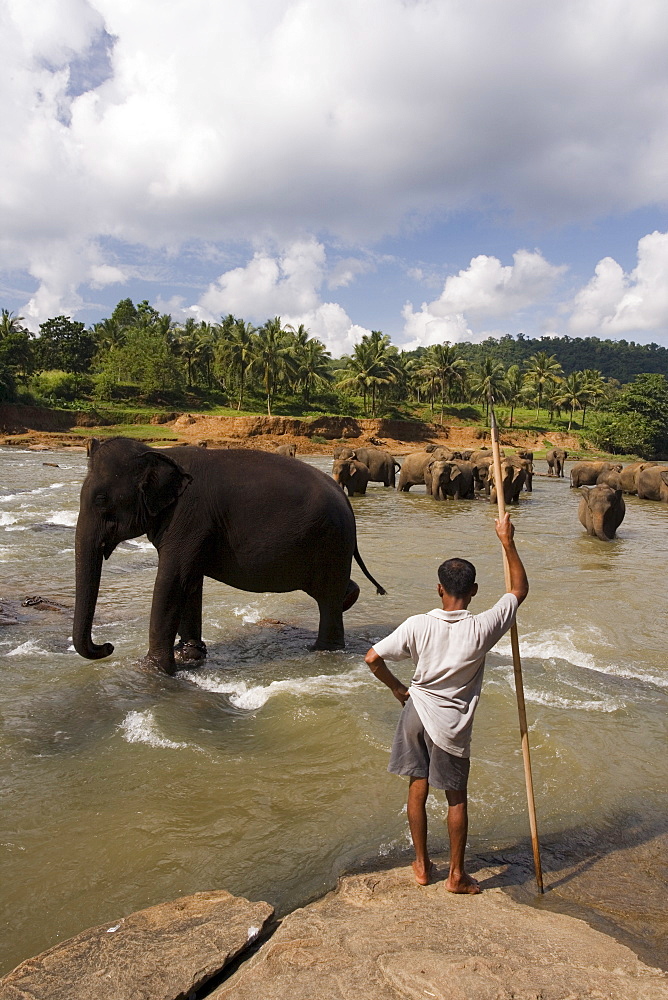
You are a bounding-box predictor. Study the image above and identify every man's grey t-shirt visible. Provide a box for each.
[372,593,518,758]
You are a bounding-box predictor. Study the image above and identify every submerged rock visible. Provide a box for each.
[0,890,273,1000]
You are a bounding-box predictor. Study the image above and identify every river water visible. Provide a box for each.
[1,446,666,975]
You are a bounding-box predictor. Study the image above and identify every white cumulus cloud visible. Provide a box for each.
[197,240,368,356]
[569,231,668,337]
[402,250,565,347]
[1,0,668,323]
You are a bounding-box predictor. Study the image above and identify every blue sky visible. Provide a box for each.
[3,0,668,355]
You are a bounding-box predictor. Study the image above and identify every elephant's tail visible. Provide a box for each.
[393,460,401,471]
[353,545,387,595]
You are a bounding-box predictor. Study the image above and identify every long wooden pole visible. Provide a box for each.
[489,399,544,893]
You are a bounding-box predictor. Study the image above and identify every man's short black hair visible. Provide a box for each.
[437,558,476,598]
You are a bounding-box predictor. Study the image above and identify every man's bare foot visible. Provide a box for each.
[445,873,481,894]
[412,860,433,885]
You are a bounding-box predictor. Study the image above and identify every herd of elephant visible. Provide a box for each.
[326,444,668,544]
[72,436,667,674]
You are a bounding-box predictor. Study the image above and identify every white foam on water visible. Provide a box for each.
[492,665,625,713]
[495,628,599,672]
[4,525,28,531]
[47,510,78,527]
[180,664,369,711]
[6,640,51,657]
[495,626,668,690]
[119,709,191,750]
[233,604,262,624]
[0,513,17,526]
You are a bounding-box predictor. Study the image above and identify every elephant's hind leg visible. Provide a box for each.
[311,597,346,650]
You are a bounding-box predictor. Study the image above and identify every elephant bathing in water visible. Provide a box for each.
[73,438,386,674]
[578,485,625,540]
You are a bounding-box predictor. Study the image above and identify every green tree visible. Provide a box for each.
[252,317,294,415]
[218,318,256,410]
[110,298,138,329]
[524,351,563,417]
[580,369,607,427]
[468,357,507,421]
[292,336,334,403]
[555,371,591,431]
[417,343,468,424]
[338,331,399,416]
[503,364,528,427]
[36,316,96,385]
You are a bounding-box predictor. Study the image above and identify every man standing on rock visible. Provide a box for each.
[365,513,528,893]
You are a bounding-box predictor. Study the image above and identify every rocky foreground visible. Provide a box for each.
[2,850,666,1000]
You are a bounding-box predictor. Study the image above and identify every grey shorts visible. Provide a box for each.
[388,697,470,791]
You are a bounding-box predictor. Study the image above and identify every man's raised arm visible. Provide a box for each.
[494,512,529,605]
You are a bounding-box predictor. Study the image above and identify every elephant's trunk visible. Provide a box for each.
[592,511,613,541]
[73,525,114,659]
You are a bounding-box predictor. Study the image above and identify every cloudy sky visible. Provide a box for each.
[3,0,668,355]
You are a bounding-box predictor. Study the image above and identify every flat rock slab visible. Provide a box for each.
[213,863,668,1000]
[0,890,273,1000]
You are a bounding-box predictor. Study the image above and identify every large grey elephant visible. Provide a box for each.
[73,438,386,674]
[489,461,526,505]
[596,469,622,490]
[332,446,400,487]
[397,450,437,491]
[424,459,475,500]
[510,454,533,492]
[619,461,657,494]
[578,485,625,540]
[331,458,369,496]
[636,466,668,502]
[570,461,623,488]
[471,455,494,496]
[546,448,568,477]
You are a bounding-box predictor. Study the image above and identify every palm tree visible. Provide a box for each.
[468,357,507,421]
[218,318,256,410]
[0,309,26,339]
[555,371,592,431]
[417,343,468,425]
[337,331,398,416]
[93,317,125,352]
[252,317,293,415]
[293,337,334,403]
[175,317,201,387]
[503,364,528,427]
[196,322,215,388]
[524,352,563,418]
[581,369,606,427]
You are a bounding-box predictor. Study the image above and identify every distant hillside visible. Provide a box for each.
[406,334,668,383]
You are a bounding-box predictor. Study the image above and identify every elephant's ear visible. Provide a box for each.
[86,437,101,460]
[349,461,357,476]
[660,470,668,487]
[138,452,192,516]
[579,486,592,503]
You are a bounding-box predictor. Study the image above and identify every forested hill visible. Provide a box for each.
[427,334,668,382]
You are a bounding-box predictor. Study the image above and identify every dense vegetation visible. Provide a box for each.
[1,299,667,458]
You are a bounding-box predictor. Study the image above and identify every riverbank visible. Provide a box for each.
[3,836,666,999]
[0,404,584,455]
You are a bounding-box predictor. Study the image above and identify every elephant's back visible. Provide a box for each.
[172,447,353,533]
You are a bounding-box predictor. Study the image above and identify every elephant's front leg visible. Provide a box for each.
[174,578,208,663]
[142,561,193,674]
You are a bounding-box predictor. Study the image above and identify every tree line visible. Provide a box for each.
[0,299,666,457]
